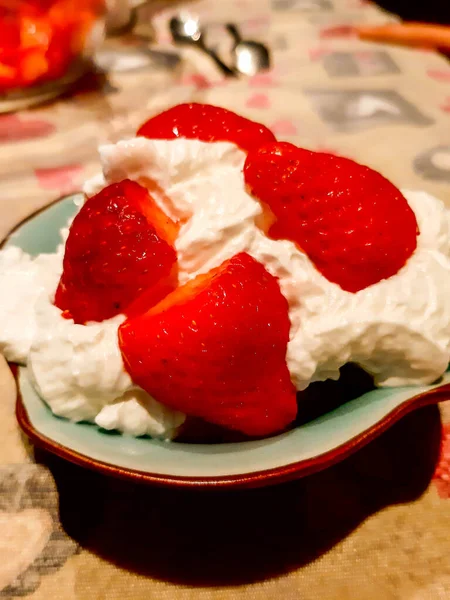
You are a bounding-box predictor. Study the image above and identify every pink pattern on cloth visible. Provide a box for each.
[433,423,450,499]
[440,98,450,113]
[244,16,270,31]
[320,25,356,39]
[249,72,276,87]
[246,92,271,109]
[35,165,84,194]
[180,74,213,89]
[270,119,298,136]
[0,115,55,142]
[428,70,450,82]
[180,74,228,89]
[309,47,329,61]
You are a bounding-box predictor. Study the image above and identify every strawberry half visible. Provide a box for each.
[55,179,179,324]
[244,142,419,293]
[119,252,297,437]
[137,103,276,153]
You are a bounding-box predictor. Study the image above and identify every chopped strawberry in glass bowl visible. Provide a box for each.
[0,0,105,110]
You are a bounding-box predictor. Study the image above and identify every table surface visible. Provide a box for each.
[1,1,450,598]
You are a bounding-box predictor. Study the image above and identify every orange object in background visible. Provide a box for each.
[355,23,450,51]
[0,0,105,93]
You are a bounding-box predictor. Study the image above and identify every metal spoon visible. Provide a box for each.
[226,23,271,76]
[170,14,237,77]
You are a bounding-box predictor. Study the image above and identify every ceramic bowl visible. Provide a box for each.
[7,194,450,488]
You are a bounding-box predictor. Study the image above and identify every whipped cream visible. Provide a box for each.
[87,138,261,280]
[1,137,449,439]
[94,137,450,388]
[0,247,62,363]
[0,246,184,440]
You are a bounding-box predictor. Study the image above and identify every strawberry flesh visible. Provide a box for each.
[244,142,419,293]
[55,179,178,324]
[137,103,276,153]
[119,252,297,437]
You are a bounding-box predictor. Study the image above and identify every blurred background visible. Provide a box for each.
[1,0,450,242]
[376,0,450,25]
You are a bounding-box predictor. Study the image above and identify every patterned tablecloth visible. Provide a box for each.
[1,0,450,598]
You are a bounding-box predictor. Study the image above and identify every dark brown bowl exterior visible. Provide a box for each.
[14,365,450,490]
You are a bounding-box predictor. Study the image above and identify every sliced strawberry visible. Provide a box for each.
[137,103,276,153]
[55,179,179,324]
[119,252,297,437]
[244,142,419,293]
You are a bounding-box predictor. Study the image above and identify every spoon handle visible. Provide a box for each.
[198,40,237,77]
[226,23,242,43]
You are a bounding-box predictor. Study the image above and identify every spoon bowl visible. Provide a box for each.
[169,13,202,44]
[233,40,270,76]
[226,23,271,76]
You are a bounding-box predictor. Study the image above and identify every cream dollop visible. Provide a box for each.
[0,247,62,363]
[89,138,262,281]
[27,294,185,439]
[0,246,184,440]
[95,138,450,388]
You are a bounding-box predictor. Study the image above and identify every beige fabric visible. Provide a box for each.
[1,0,450,597]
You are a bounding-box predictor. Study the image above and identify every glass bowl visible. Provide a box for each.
[0,0,106,112]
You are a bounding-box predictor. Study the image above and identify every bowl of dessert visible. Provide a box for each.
[2,103,450,488]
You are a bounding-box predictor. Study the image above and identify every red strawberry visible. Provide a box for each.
[137,103,276,153]
[244,142,419,293]
[119,252,297,437]
[55,179,179,324]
